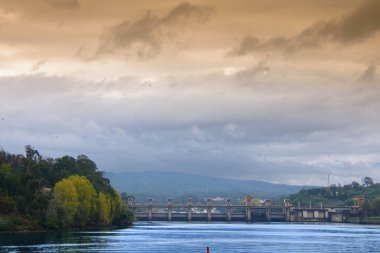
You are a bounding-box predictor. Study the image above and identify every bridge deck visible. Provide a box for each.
[129,198,355,223]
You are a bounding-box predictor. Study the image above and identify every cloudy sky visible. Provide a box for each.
[1,0,380,185]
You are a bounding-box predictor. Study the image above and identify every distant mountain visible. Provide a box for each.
[105,171,313,202]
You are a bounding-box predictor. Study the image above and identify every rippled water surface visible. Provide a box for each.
[1,223,380,252]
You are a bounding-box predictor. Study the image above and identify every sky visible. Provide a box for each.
[0,0,380,185]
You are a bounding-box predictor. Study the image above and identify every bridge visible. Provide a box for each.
[128,197,359,223]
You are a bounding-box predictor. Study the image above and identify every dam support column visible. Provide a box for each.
[246,207,252,223]
[127,198,135,214]
[245,195,252,223]
[187,197,192,223]
[284,199,291,222]
[148,198,153,222]
[168,198,172,222]
[226,198,232,222]
[265,199,271,222]
[207,198,212,222]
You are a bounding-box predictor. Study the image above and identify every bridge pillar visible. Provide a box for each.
[245,196,252,223]
[264,199,271,222]
[284,199,291,222]
[246,207,252,223]
[127,198,136,215]
[226,198,232,222]
[148,198,153,222]
[207,198,212,222]
[168,198,172,222]
[187,197,192,223]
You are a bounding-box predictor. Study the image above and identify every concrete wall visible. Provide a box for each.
[347,217,380,225]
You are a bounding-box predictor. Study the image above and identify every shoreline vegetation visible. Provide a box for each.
[288,180,380,216]
[0,146,133,232]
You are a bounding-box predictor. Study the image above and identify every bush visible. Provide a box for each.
[112,209,134,227]
[0,196,17,214]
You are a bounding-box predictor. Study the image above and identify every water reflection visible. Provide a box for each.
[1,223,380,252]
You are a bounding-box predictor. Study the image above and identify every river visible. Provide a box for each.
[1,223,379,252]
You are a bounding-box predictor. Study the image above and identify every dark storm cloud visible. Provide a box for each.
[45,0,80,10]
[96,2,211,59]
[229,0,380,56]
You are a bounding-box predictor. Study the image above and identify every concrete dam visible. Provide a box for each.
[128,197,361,223]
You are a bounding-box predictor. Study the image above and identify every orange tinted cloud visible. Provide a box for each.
[229,0,380,55]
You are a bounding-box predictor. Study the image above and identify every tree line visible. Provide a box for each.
[0,146,133,231]
[288,179,380,216]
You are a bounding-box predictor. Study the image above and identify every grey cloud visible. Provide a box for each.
[229,0,380,56]
[31,60,47,72]
[1,71,380,185]
[137,150,378,186]
[223,123,245,138]
[96,2,211,60]
[45,0,80,10]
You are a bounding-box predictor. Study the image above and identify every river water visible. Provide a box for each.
[1,223,379,252]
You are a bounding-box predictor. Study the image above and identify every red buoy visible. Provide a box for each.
[206,246,210,253]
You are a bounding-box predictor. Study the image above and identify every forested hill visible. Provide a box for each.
[0,146,132,231]
[288,179,380,215]
[106,171,311,202]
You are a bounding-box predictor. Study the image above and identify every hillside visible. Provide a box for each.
[288,181,380,208]
[106,171,312,202]
[0,146,132,231]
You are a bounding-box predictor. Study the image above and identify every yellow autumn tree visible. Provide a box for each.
[47,175,132,229]
[98,192,111,226]
[70,175,97,227]
[48,175,98,228]
[51,177,79,228]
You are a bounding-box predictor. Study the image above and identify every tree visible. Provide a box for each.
[0,147,133,231]
[372,196,380,216]
[0,195,16,214]
[49,177,79,229]
[110,191,133,226]
[351,181,360,189]
[361,200,372,217]
[97,192,111,226]
[53,156,77,182]
[69,175,97,227]
[363,177,374,187]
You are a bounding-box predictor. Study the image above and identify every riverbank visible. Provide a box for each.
[0,215,42,232]
[0,215,132,232]
[347,217,380,225]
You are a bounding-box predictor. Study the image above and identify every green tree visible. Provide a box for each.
[0,147,133,231]
[364,177,374,187]
[372,196,380,216]
[351,181,360,189]
[53,156,77,182]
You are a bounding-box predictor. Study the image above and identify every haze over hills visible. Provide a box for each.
[106,171,314,203]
